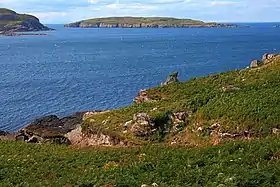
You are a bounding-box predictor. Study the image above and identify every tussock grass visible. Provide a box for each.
[0,138,280,186]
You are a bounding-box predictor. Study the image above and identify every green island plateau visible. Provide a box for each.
[0,8,52,35]
[1,53,280,186]
[64,17,237,28]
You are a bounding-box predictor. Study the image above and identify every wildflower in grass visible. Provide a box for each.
[138,153,147,161]
[103,161,119,171]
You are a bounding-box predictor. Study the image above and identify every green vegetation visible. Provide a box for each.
[1,138,280,186]
[82,55,280,146]
[1,52,280,185]
[65,17,234,28]
[0,8,50,32]
[0,8,17,15]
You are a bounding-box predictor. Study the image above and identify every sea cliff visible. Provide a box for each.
[0,8,53,34]
[64,17,237,28]
[1,53,280,147]
[1,53,280,186]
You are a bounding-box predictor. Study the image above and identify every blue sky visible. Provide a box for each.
[0,0,280,23]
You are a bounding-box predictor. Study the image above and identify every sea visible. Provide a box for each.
[1,23,280,132]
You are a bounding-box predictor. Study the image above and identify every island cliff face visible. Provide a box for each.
[0,8,52,33]
[64,17,237,28]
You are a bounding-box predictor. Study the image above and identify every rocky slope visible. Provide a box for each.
[1,53,280,148]
[64,17,237,28]
[0,8,52,33]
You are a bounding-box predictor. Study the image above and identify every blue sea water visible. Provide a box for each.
[0,23,280,132]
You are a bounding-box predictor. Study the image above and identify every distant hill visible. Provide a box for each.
[0,8,52,33]
[65,17,237,28]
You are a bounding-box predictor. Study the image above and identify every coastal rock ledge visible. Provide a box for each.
[0,8,53,34]
[64,17,238,28]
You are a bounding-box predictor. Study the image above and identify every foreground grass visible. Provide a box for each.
[1,138,280,186]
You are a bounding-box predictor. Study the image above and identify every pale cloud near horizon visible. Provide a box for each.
[0,0,280,23]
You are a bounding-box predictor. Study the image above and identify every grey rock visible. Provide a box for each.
[134,89,153,104]
[130,113,155,137]
[161,72,179,86]
[250,60,261,68]
[18,114,83,145]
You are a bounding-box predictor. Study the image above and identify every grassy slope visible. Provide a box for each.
[82,56,280,146]
[68,17,208,26]
[1,56,280,186]
[0,8,39,27]
[0,138,280,186]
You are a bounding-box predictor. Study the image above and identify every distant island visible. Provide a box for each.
[64,17,237,28]
[0,8,53,35]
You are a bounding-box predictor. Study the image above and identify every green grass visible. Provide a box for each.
[83,17,203,25]
[82,56,280,145]
[65,17,217,28]
[0,138,280,186]
[0,8,40,31]
[0,8,17,15]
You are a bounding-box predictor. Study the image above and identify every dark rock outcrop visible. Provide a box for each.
[124,111,191,138]
[161,72,179,86]
[249,53,279,68]
[0,130,9,136]
[0,8,53,33]
[16,114,83,144]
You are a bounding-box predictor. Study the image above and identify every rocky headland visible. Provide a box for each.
[1,53,280,147]
[0,8,53,35]
[64,17,238,28]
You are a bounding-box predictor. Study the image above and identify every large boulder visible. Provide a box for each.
[125,111,191,138]
[130,113,155,137]
[161,72,179,86]
[250,60,261,68]
[18,114,83,144]
[65,126,123,147]
[262,53,275,61]
[262,53,278,64]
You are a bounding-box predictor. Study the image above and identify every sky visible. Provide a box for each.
[0,0,280,23]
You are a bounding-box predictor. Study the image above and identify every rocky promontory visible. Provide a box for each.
[0,8,53,34]
[64,17,238,28]
[1,53,280,148]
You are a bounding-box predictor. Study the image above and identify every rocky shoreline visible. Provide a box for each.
[64,17,239,29]
[65,23,238,29]
[0,8,53,34]
[0,31,48,36]
[1,53,279,147]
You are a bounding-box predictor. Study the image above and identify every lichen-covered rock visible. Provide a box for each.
[170,111,191,132]
[126,111,191,138]
[262,53,278,64]
[250,60,261,68]
[65,126,123,147]
[161,72,179,86]
[134,89,153,104]
[130,113,155,137]
[262,53,275,61]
